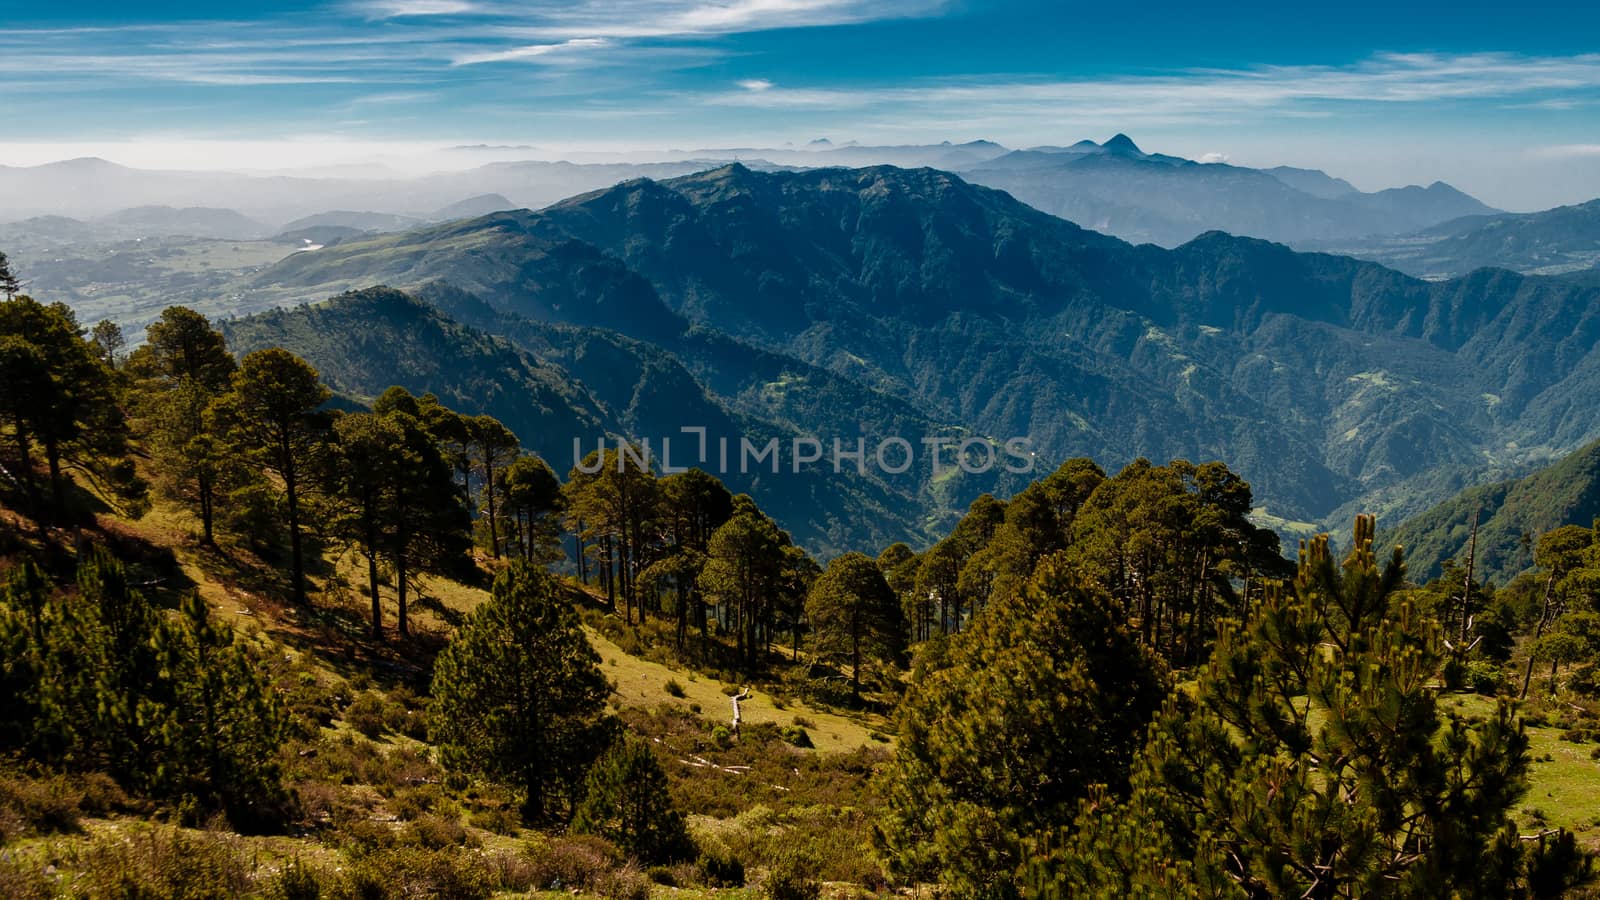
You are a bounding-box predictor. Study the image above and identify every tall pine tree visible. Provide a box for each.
[877,556,1168,898]
[132,306,237,544]
[1053,517,1581,898]
[806,552,905,699]
[572,735,694,864]
[430,562,611,822]
[212,349,330,605]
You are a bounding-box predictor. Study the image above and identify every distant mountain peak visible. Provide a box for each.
[1102,134,1143,155]
[47,156,127,172]
[432,193,516,221]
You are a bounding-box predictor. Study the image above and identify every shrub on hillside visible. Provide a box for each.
[68,827,257,899]
[696,849,747,887]
[762,854,820,900]
[334,847,492,900]
[343,693,389,739]
[572,735,695,864]
[521,833,621,891]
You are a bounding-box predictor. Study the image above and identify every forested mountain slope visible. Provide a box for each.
[1389,435,1600,584]
[221,287,941,553]
[1309,197,1600,280]
[960,134,1495,246]
[242,164,1600,547]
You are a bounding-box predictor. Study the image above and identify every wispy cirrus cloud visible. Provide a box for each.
[514,0,943,39]
[705,53,1600,125]
[0,0,941,91]
[354,0,482,18]
[1529,144,1600,159]
[452,37,609,66]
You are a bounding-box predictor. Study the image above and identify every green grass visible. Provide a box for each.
[588,626,885,751]
[14,236,299,334]
[1446,693,1600,845]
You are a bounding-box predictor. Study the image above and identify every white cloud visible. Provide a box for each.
[356,0,480,19]
[516,0,943,39]
[1506,97,1587,111]
[1529,144,1600,159]
[0,0,936,90]
[1197,152,1229,163]
[737,78,774,91]
[452,37,608,66]
[700,52,1600,124]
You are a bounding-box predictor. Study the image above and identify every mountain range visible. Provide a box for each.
[225,163,1600,554]
[1386,435,1600,585]
[1308,198,1600,281]
[0,157,735,226]
[2,137,1510,252]
[219,285,957,554]
[0,206,275,249]
[963,134,1498,246]
[0,196,526,253]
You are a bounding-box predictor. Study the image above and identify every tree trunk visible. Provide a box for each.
[575,523,587,584]
[675,581,688,651]
[10,421,38,519]
[198,472,216,545]
[284,462,307,605]
[367,545,382,641]
[851,629,862,699]
[396,554,410,639]
[1459,511,1480,643]
[1521,569,1557,699]
[483,456,501,560]
[43,435,64,520]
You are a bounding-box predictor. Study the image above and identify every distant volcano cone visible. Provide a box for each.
[1102,133,1143,155]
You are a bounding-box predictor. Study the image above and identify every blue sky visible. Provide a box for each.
[2,0,1599,208]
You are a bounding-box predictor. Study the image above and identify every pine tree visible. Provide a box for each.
[912,540,961,636]
[0,250,20,298]
[806,552,905,699]
[387,409,472,638]
[648,469,733,650]
[212,349,330,604]
[430,562,612,822]
[0,547,168,787]
[1053,517,1582,898]
[1065,458,1288,664]
[572,735,695,864]
[563,445,660,623]
[90,319,124,367]
[132,306,238,544]
[154,592,287,827]
[501,454,564,562]
[699,498,788,672]
[331,411,409,639]
[0,296,130,519]
[468,415,520,559]
[0,560,49,756]
[69,545,170,786]
[876,555,1168,898]
[877,543,923,641]
[1,549,286,824]
[331,407,471,640]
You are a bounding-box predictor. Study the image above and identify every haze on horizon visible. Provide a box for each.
[4,0,1600,211]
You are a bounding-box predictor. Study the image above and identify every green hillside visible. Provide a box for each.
[237,165,1600,549]
[1389,436,1600,583]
